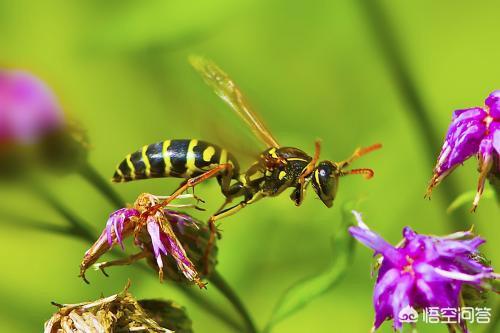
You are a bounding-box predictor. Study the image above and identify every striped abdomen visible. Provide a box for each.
[113,139,239,182]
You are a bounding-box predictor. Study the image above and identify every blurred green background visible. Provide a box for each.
[0,0,499,332]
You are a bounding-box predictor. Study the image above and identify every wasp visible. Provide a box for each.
[113,56,381,263]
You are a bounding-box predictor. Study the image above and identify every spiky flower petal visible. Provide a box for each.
[427,91,500,209]
[349,211,498,332]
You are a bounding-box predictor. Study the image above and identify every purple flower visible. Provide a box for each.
[81,193,206,288]
[145,215,199,283]
[349,211,498,332]
[427,91,500,210]
[0,70,64,144]
[103,208,139,248]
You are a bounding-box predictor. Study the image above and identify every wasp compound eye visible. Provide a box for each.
[311,161,339,208]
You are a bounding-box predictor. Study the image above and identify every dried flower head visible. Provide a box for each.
[44,284,186,333]
[80,193,216,288]
[427,91,500,210]
[349,211,498,332]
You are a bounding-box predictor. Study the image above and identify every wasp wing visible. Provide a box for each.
[189,55,280,148]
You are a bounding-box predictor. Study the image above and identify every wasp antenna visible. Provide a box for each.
[313,139,321,162]
[346,143,382,164]
[343,168,374,179]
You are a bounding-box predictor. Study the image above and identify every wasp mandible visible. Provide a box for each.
[113,56,381,226]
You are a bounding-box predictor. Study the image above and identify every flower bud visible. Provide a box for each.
[0,69,88,178]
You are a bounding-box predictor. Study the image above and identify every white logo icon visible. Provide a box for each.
[398,306,419,323]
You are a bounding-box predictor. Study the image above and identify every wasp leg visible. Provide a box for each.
[294,140,321,205]
[218,171,234,193]
[299,140,321,182]
[156,193,206,204]
[291,178,311,206]
[212,191,264,222]
[202,192,264,274]
[215,198,232,215]
[244,162,263,182]
[148,163,233,215]
[93,251,149,277]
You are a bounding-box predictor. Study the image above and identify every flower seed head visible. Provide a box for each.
[44,286,175,333]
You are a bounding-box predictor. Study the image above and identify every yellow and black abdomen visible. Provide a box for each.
[113,139,239,182]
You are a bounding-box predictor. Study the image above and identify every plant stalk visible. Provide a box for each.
[209,270,258,333]
[355,0,472,231]
[488,168,500,205]
[28,179,95,242]
[484,301,500,333]
[78,160,126,209]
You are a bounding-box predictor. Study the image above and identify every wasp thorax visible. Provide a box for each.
[311,161,339,208]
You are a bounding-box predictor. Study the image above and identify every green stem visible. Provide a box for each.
[209,270,258,333]
[28,179,95,242]
[134,263,243,331]
[447,323,457,333]
[78,160,126,209]
[356,0,472,231]
[0,210,74,237]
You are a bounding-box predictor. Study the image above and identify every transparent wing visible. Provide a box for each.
[189,55,280,148]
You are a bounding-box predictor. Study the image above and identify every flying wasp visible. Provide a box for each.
[113,56,381,257]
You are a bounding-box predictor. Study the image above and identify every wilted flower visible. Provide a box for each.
[44,284,188,333]
[349,211,498,332]
[427,90,500,210]
[80,193,216,288]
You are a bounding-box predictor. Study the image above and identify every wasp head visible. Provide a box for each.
[311,161,340,208]
[311,147,379,207]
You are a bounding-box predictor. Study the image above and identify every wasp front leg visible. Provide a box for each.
[290,176,312,206]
